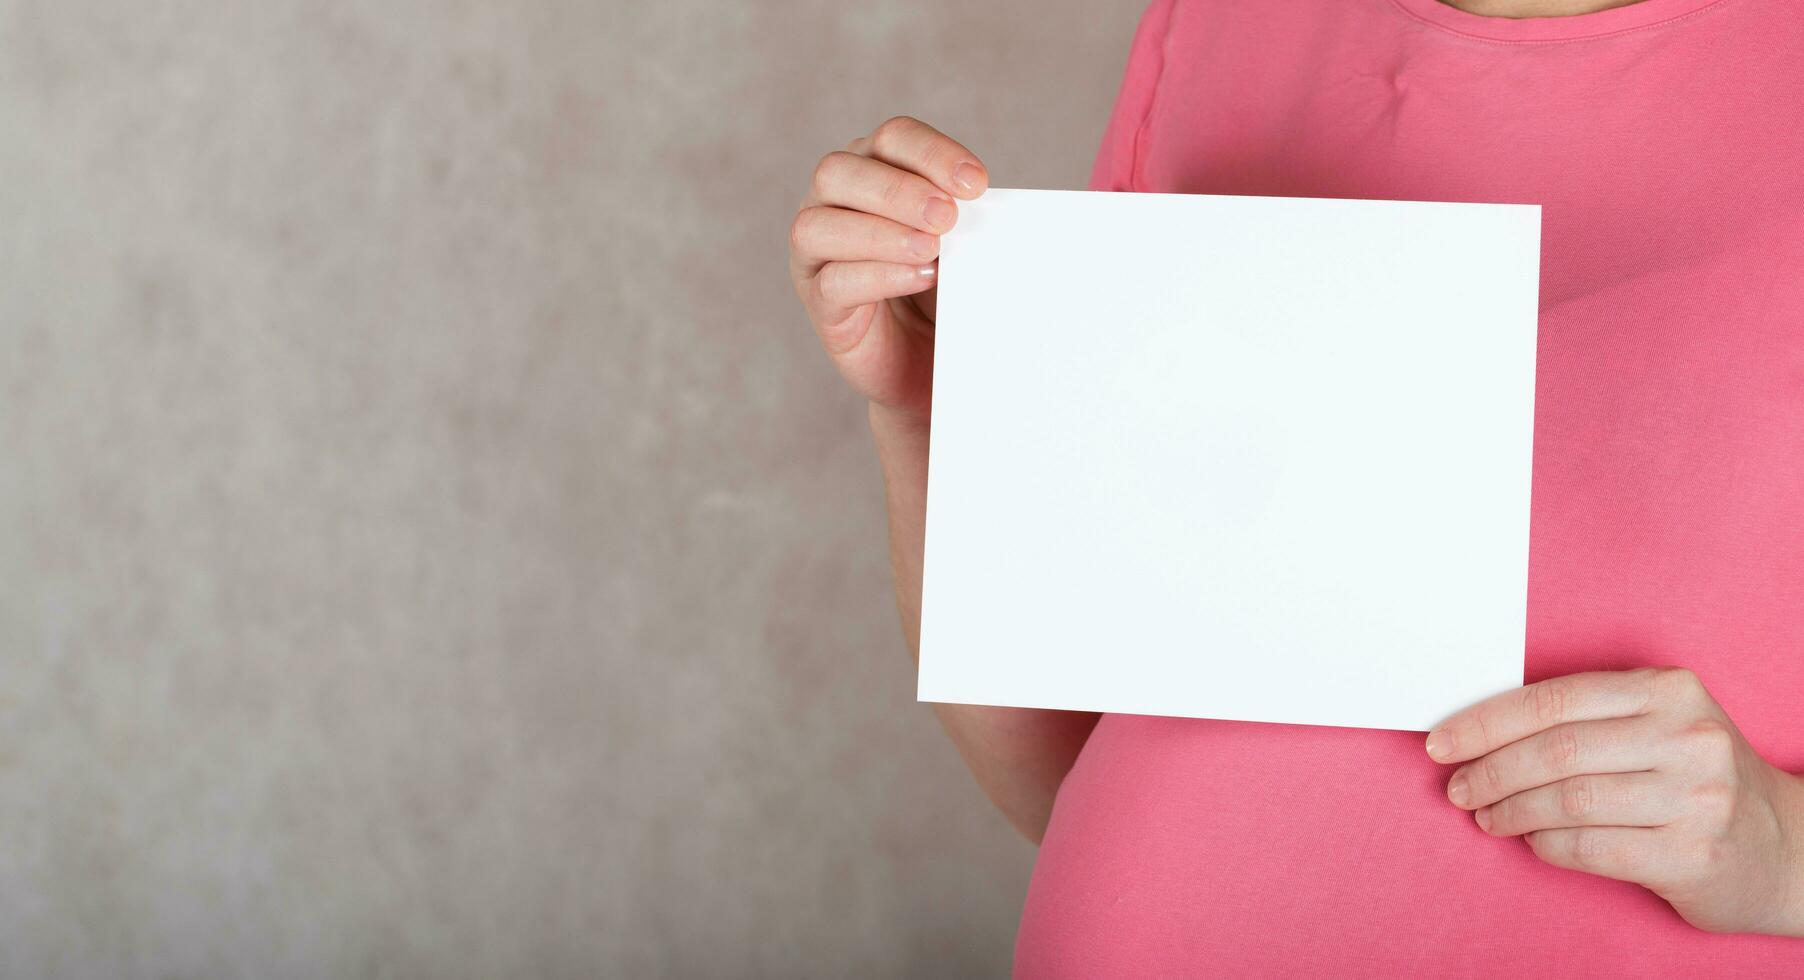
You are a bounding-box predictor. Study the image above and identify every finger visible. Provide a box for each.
[1525,827,1661,885]
[1427,669,1660,764]
[1448,717,1657,810]
[861,115,989,201]
[790,206,939,274]
[810,260,937,326]
[807,150,960,235]
[1476,772,1673,836]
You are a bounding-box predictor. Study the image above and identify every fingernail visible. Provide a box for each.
[906,231,938,260]
[1474,806,1492,832]
[922,197,955,230]
[1448,775,1470,808]
[952,162,985,195]
[916,264,936,279]
[1425,729,1451,761]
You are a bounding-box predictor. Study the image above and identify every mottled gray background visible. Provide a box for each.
[0,2,1138,976]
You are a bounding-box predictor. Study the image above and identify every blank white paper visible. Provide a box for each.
[918,188,1540,732]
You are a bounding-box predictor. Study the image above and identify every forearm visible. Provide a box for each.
[870,403,1099,844]
[1767,768,1804,937]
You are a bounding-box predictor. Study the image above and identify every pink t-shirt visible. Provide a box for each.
[1016,0,1804,975]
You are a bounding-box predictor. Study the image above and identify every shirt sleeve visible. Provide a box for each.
[1088,0,1177,193]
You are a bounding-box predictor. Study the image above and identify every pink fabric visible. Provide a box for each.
[1016,0,1804,975]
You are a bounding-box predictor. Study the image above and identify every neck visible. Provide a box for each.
[1440,0,1647,14]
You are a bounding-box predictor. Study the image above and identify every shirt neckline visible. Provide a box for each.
[1387,0,1733,43]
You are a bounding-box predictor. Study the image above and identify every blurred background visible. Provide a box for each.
[0,2,1139,976]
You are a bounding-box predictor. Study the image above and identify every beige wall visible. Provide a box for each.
[0,2,1140,976]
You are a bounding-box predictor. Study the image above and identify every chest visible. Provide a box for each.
[1130,20,1804,754]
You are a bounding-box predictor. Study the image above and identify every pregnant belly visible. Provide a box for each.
[1014,714,1802,978]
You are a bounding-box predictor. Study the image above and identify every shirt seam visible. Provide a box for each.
[1128,0,1181,192]
[1383,0,1740,45]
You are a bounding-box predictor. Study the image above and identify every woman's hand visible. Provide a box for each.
[788,115,987,423]
[786,120,1093,844]
[1427,667,1804,936]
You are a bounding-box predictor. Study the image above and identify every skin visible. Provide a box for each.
[788,116,1098,842]
[786,0,1800,936]
[1429,669,1804,936]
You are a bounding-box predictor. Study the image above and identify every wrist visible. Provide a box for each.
[865,399,931,659]
[868,400,931,445]
[1773,769,1804,937]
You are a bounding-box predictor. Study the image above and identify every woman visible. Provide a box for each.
[787,0,1804,973]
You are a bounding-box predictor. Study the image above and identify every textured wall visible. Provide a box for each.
[0,2,1138,976]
